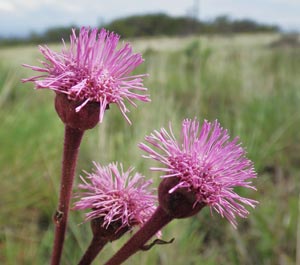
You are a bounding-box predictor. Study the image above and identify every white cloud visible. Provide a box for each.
[0,1,15,12]
[271,0,300,4]
[14,0,43,10]
[59,2,82,14]
[2,0,83,13]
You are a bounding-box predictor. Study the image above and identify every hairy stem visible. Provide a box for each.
[104,206,173,265]
[51,126,84,265]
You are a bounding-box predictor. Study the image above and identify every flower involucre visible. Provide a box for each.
[139,118,258,227]
[23,27,150,123]
[74,162,156,230]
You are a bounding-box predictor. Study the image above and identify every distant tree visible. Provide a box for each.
[104,13,201,37]
[232,19,279,33]
[0,13,280,47]
[42,26,79,43]
[213,15,232,33]
[104,13,279,37]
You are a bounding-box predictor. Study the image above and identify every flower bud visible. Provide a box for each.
[158,177,205,219]
[91,217,130,242]
[55,93,101,131]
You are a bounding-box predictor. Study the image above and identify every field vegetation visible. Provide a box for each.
[0,33,299,264]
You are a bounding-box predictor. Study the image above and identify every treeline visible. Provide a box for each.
[105,14,279,37]
[0,26,77,46]
[0,13,279,46]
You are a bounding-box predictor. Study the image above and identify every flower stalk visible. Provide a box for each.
[51,126,84,265]
[104,206,173,265]
[22,26,151,264]
[77,218,130,265]
[78,236,108,265]
[104,176,206,265]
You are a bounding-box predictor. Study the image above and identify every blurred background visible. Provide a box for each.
[0,0,300,264]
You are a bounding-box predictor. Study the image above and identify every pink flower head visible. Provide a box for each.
[139,118,258,227]
[74,162,156,230]
[22,27,150,124]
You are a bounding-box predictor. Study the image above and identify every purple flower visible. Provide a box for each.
[139,118,258,227]
[74,162,156,230]
[23,27,150,124]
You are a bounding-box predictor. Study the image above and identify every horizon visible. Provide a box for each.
[0,13,286,40]
[1,0,300,38]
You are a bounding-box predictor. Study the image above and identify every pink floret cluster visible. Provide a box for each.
[74,162,156,230]
[139,118,258,227]
[23,27,150,124]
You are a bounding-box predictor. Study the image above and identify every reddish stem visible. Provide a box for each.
[104,206,173,265]
[78,236,108,265]
[51,126,84,265]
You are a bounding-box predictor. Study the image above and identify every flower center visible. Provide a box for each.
[168,153,221,205]
[68,73,118,103]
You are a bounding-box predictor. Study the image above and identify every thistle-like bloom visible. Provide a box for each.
[139,119,258,227]
[23,27,150,124]
[74,162,156,230]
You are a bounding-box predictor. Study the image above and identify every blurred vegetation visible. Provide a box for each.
[0,34,299,265]
[106,14,279,38]
[0,13,279,46]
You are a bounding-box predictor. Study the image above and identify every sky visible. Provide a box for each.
[0,0,300,37]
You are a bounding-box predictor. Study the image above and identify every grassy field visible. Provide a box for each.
[0,33,300,265]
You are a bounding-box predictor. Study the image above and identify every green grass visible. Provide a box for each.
[0,33,299,264]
